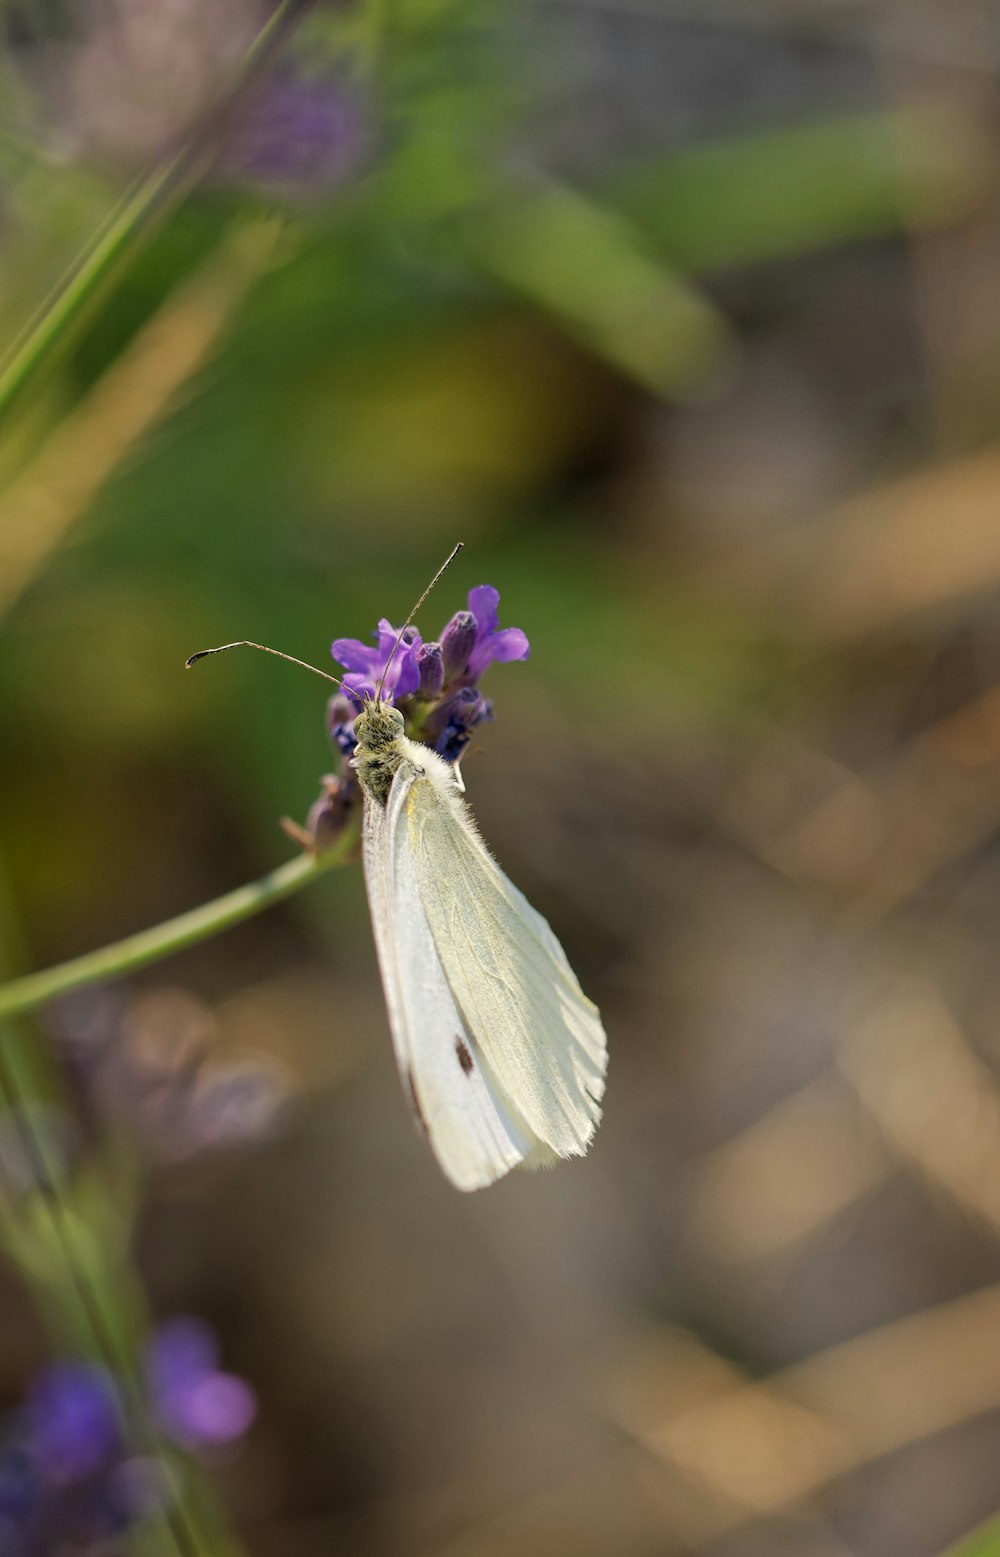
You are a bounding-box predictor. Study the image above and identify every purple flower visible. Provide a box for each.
[0,1319,253,1553]
[332,621,423,704]
[323,583,528,774]
[148,1320,256,1453]
[186,1060,288,1151]
[219,69,368,190]
[27,1364,121,1486]
[0,1423,132,1551]
[51,987,295,1165]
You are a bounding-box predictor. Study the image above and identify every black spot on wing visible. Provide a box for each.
[455,1038,474,1076]
[405,1067,428,1136]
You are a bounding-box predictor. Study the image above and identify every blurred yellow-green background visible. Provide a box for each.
[6,1,1000,1553]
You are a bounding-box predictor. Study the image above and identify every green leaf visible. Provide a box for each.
[613,107,991,271]
[463,178,735,396]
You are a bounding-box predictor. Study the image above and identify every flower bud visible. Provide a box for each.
[327,694,359,759]
[415,642,444,700]
[440,610,476,679]
[430,689,494,763]
[306,775,352,852]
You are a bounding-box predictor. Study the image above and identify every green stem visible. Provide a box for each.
[0,0,316,425]
[0,826,358,1021]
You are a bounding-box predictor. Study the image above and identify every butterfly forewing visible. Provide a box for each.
[364,759,551,1190]
[396,742,607,1160]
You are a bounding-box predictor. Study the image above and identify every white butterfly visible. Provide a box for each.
[186,548,608,1192]
[353,699,607,1192]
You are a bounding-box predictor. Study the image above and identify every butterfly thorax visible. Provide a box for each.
[352,699,407,806]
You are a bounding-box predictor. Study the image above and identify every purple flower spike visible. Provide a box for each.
[27,1364,120,1486]
[465,587,530,679]
[325,579,527,772]
[148,1320,256,1454]
[332,621,423,705]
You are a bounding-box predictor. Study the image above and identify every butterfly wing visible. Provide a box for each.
[394,741,607,1164]
[364,765,553,1190]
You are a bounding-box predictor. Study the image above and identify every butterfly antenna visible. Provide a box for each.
[185,640,361,701]
[375,541,464,701]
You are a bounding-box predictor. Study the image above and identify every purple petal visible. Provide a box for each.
[388,649,420,699]
[467,585,500,636]
[486,626,530,663]
[375,620,422,658]
[371,621,421,699]
[341,674,373,703]
[467,624,531,678]
[331,638,380,676]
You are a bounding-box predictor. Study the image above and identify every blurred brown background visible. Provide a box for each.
[5,1,1000,1554]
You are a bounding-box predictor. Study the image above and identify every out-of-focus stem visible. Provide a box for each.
[0,0,315,425]
[0,218,285,622]
[0,827,358,1022]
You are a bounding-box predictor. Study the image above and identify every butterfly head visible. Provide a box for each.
[352,698,404,754]
[350,699,406,806]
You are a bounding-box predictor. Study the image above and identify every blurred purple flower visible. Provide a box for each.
[186,1059,288,1150]
[0,1318,254,1551]
[148,1320,256,1452]
[27,1364,120,1486]
[50,987,292,1166]
[219,69,368,189]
